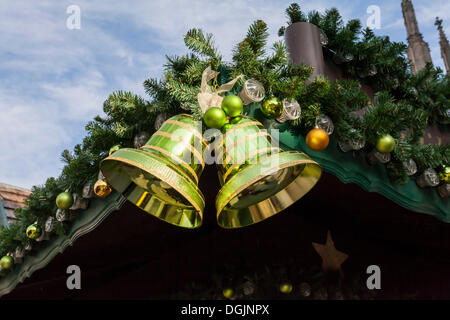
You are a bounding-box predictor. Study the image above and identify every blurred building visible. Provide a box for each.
[0,183,31,226]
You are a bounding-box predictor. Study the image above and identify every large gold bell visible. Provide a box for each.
[100,114,206,228]
[213,116,322,228]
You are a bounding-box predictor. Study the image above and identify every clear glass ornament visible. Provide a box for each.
[350,137,365,150]
[45,216,55,233]
[315,114,334,135]
[134,131,150,149]
[368,65,377,76]
[24,243,32,251]
[154,113,168,131]
[238,79,265,105]
[277,99,301,123]
[69,193,89,211]
[402,158,417,176]
[82,181,94,199]
[338,140,353,152]
[299,282,312,297]
[36,231,50,242]
[180,103,191,111]
[445,108,450,118]
[437,184,449,198]
[56,209,67,222]
[416,168,440,188]
[319,30,328,46]
[367,149,390,165]
[343,52,354,62]
[14,247,24,259]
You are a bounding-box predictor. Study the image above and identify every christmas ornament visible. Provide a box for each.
[45,216,55,233]
[277,99,301,123]
[101,114,206,228]
[26,224,42,240]
[315,114,334,135]
[376,134,395,153]
[319,29,328,46]
[343,52,354,62]
[439,166,449,183]
[56,192,74,210]
[367,149,391,165]
[261,97,283,119]
[82,181,94,199]
[69,193,89,210]
[416,168,440,188]
[0,256,14,270]
[222,288,234,299]
[230,116,243,124]
[221,123,232,132]
[56,209,67,222]
[299,282,312,297]
[312,231,348,276]
[338,138,365,153]
[36,230,50,242]
[403,159,418,176]
[338,140,353,152]
[13,247,24,264]
[445,109,450,118]
[238,79,265,105]
[155,113,168,131]
[279,282,293,294]
[215,116,321,228]
[203,107,227,129]
[134,131,151,149]
[109,144,121,155]
[94,179,113,198]
[306,128,329,151]
[368,65,377,76]
[180,103,191,111]
[437,184,449,198]
[24,243,32,251]
[221,94,243,117]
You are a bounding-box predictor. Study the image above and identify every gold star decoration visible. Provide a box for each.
[312,231,349,277]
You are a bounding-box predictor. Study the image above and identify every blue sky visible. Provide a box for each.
[0,0,449,189]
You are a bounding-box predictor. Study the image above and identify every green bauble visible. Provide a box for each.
[230,116,243,124]
[222,95,243,117]
[56,192,74,210]
[261,97,283,119]
[222,123,232,132]
[26,224,42,240]
[279,282,293,294]
[222,288,234,299]
[203,107,227,129]
[109,144,121,155]
[0,256,14,270]
[376,134,395,153]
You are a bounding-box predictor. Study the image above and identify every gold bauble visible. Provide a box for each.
[440,166,450,184]
[306,128,329,151]
[222,288,235,299]
[279,282,293,294]
[94,179,113,198]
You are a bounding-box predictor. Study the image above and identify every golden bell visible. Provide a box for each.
[100,114,206,228]
[213,116,322,228]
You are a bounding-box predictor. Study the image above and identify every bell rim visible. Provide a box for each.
[101,148,204,229]
[215,151,322,229]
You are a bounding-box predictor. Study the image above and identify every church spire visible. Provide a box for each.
[401,0,433,74]
[435,17,450,73]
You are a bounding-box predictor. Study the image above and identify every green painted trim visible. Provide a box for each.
[0,192,126,297]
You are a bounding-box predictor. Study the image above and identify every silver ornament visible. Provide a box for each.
[343,52,354,62]
[445,108,450,118]
[416,168,440,188]
[180,103,191,111]
[402,158,417,176]
[155,113,168,131]
[319,29,328,46]
[368,65,377,76]
[13,247,24,264]
[315,114,334,135]
[24,243,32,251]
[277,99,301,123]
[350,137,365,150]
[36,231,50,242]
[134,131,150,149]
[45,216,55,233]
[437,184,449,198]
[367,149,391,165]
[238,79,265,105]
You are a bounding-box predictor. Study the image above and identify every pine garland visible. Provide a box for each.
[0,3,448,277]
